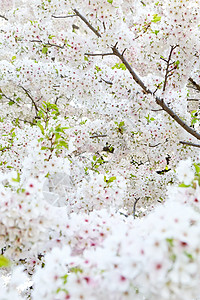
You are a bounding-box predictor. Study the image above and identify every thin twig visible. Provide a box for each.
[188,77,200,92]
[30,39,42,43]
[90,134,107,138]
[99,78,113,85]
[151,108,163,112]
[73,9,102,38]
[52,14,76,18]
[133,198,140,219]
[162,45,178,92]
[85,52,114,57]
[46,42,65,48]
[179,141,200,148]
[13,118,35,125]
[0,14,8,21]
[149,142,161,147]
[0,93,21,107]
[20,86,39,113]
[30,40,64,48]
[187,98,199,102]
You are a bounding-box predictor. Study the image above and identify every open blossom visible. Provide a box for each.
[176,158,195,185]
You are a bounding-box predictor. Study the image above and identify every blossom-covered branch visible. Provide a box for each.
[111,44,200,140]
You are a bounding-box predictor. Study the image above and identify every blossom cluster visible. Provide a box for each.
[0,0,200,299]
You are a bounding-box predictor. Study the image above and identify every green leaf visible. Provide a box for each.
[119,121,125,127]
[61,274,69,284]
[178,183,191,188]
[166,238,174,247]
[42,46,48,54]
[37,121,45,135]
[48,35,55,39]
[112,63,126,70]
[184,251,194,261]
[70,267,83,273]
[151,14,161,23]
[130,174,136,178]
[59,140,68,148]
[154,30,159,35]
[12,56,16,60]
[194,163,200,174]
[38,137,44,142]
[107,0,113,3]
[12,172,20,183]
[0,255,11,268]
[95,65,102,72]
[104,176,116,184]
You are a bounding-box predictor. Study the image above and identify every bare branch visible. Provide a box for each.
[73,9,102,38]
[179,141,200,148]
[110,44,200,140]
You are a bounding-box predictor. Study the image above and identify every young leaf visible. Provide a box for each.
[0,255,11,268]
[42,46,48,54]
[151,14,161,23]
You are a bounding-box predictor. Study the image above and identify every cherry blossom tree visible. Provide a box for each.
[1,0,200,299]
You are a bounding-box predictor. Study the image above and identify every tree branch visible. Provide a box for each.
[179,141,200,148]
[99,78,113,85]
[133,197,140,219]
[187,98,199,102]
[90,134,107,138]
[45,42,65,49]
[110,44,200,140]
[85,52,114,57]
[20,86,39,114]
[162,45,178,92]
[85,44,200,140]
[0,14,8,21]
[149,142,161,148]
[30,39,64,49]
[73,9,102,38]
[0,92,21,107]
[188,77,200,92]
[52,14,76,18]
